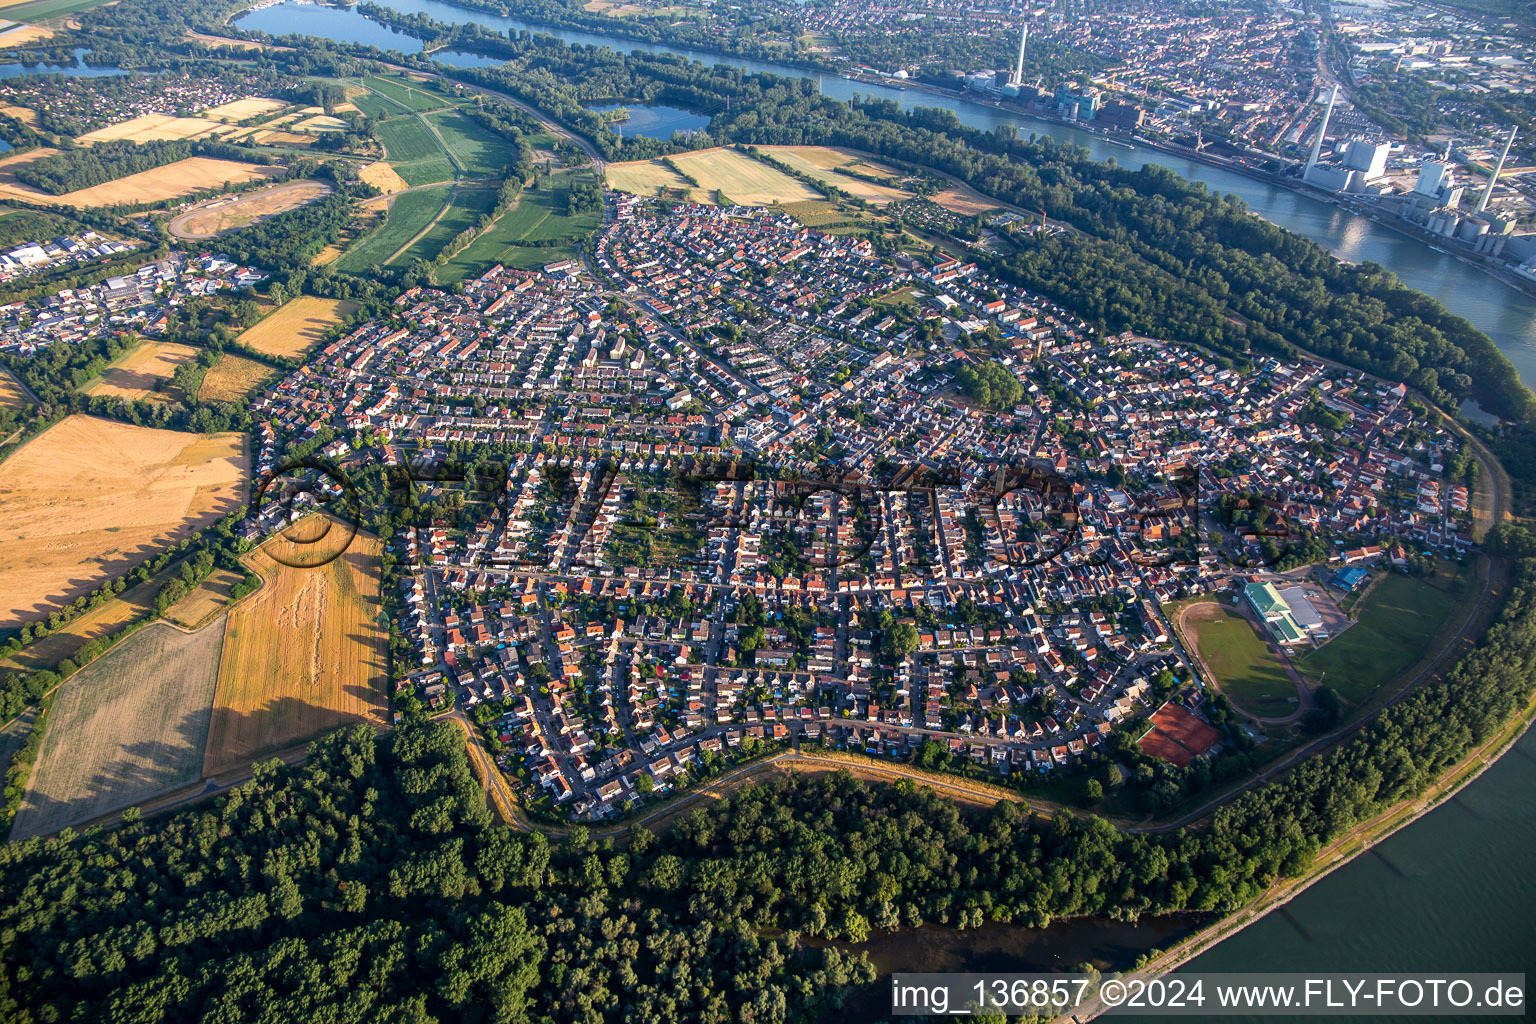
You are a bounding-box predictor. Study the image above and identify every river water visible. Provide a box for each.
[239,0,1536,390]
[236,1,1536,1011]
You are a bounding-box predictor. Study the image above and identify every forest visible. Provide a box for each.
[0,552,1532,1023]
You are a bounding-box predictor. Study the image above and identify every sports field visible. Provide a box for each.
[235,295,358,358]
[1184,600,1298,714]
[198,353,276,404]
[78,340,198,402]
[167,180,329,239]
[75,113,235,146]
[202,531,388,776]
[760,146,912,205]
[0,366,32,409]
[0,157,277,209]
[0,416,247,628]
[10,620,226,840]
[1299,568,1468,703]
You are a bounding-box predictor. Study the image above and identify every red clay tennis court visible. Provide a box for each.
[1137,702,1221,766]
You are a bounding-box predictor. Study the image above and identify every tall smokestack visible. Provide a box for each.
[1012,24,1028,86]
[1475,126,1516,214]
[1304,85,1338,177]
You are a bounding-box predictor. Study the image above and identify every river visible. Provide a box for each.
[238,0,1536,391]
[233,2,1536,1013]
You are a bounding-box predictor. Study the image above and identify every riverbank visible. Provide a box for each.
[1071,694,1536,1022]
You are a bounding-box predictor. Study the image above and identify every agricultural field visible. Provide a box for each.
[197,353,276,404]
[0,0,112,21]
[75,113,236,146]
[0,366,33,409]
[359,160,409,193]
[163,567,248,630]
[334,185,451,272]
[166,180,330,239]
[609,147,822,206]
[78,340,198,402]
[1184,600,1299,715]
[0,415,247,629]
[9,620,226,841]
[386,186,496,268]
[202,531,387,776]
[425,109,512,178]
[440,169,601,282]
[0,572,159,674]
[0,156,278,209]
[759,146,913,205]
[604,156,707,203]
[201,97,288,121]
[235,295,358,358]
[0,22,51,45]
[1299,567,1469,703]
[374,115,454,186]
[364,74,455,112]
[931,186,1000,215]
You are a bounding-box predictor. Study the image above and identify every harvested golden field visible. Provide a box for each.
[198,353,276,404]
[0,573,159,674]
[203,531,387,776]
[292,114,348,132]
[163,567,247,629]
[251,129,314,146]
[10,620,226,841]
[606,157,711,203]
[760,146,913,205]
[184,30,268,51]
[0,157,278,209]
[0,415,247,629]
[0,23,52,46]
[359,160,409,194]
[0,103,38,127]
[931,186,999,215]
[0,366,33,409]
[311,242,344,266]
[201,97,287,121]
[166,180,330,239]
[236,295,358,358]
[79,340,198,402]
[668,148,822,205]
[75,113,234,145]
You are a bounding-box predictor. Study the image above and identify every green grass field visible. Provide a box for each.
[374,116,454,186]
[364,75,455,112]
[438,170,600,283]
[334,186,452,272]
[426,110,512,179]
[386,187,497,268]
[1188,601,1297,714]
[1300,567,1468,703]
[350,92,397,119]
[0,0,111,21]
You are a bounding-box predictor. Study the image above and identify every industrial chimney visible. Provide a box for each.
[1475,127,1516,214]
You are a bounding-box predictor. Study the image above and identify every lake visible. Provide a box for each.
[0,48,129,80]
[587,103,709,140]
